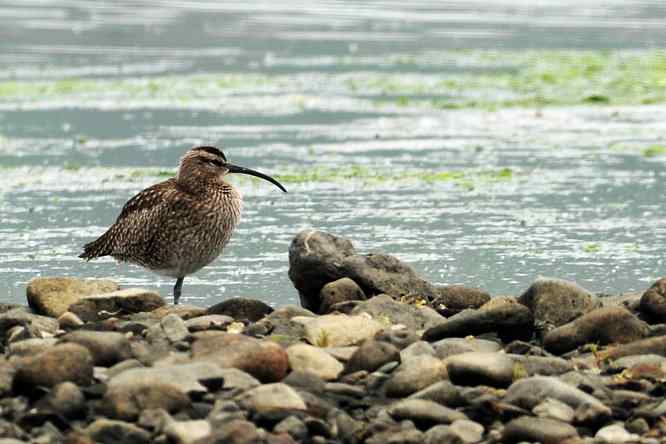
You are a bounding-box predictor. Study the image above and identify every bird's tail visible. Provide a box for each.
[79,230,114,260]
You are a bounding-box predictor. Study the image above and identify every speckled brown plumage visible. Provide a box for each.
[80,146,286,304]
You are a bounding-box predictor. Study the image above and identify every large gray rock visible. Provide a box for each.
[408,381,463,407]
[423,298,534,343]
[446,352,515,388]
[296,313,384,347]
[236,383,306,413]
[344,339,400,374]
[503,376,611,422]
[640,277,666,322]
[60,330,132,367]
[27,276,119,318]
[0,308,59,337]
[103,377,190,420]
[501,416,578,444]
[288,230,438,311]
[351,294,444,331]
[432,337,501,359]
[14,343,94,388]
[164,420,212,444]
[109,363,226,395]
[600,335,666,360]
[543,306,649,354]
[68,288,165,322]
[519,277,598,327]
[384,355,448,398]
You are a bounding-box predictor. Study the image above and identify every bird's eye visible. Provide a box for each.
[204,158,224,167]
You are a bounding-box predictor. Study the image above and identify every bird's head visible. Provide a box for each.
[177,146,287,192]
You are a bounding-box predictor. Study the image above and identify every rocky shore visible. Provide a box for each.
[1,229,666,444]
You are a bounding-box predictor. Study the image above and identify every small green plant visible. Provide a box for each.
[641,144,666,158]
[582,243,601,253]
[314,329,331,347]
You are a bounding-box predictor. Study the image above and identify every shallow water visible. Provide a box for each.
[1,1,665,306]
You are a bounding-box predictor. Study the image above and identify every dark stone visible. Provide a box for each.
[46,382,86,418]
[423,298,534,343]
[640,277,666,322]
[433,286,491,316]
[68,289,165,322]
[198,419,261,444]
[207,298,273,322]
[344,339,400,374]
[319,278,367,314]
[288,230,438,312]
[543,306,649,354]
[85,419,151,444]
[60,330,132,367]
[351,294,444,331]
[518,277,598,327]
[408,381,463,407]
[501,416,578,444]
[14,343,94,389]
[386,399,468,429]
[446,352,515,388]
[375,328,420,350]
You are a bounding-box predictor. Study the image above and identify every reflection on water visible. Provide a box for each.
[0,1,665,306]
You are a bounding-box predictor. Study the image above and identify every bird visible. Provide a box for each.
[79,145,286,304]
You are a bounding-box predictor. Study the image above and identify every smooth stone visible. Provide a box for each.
[14,343,93,388]
[449,419,484,443]
[57,311,84,328]
[164,420,212,444]
[0,359,15,397]
[383,355,448,397]
[288,230,438,312]
[600,335,666,360]
[386,399,468,428]
[184,315,233,332]
[319,277,367,314]
[297,313,384,347]
[286,343,344,381]
[609,354,666,370]
[595,423,641,443]
[207,297,273,322]
[322,346,358,362]
[446,352,515,388]
[504,376,611,422]
[350,294,445,331]
[68,288,165,322]
[85,419,150,444]
[217,368,261,391]
[274,416,308,441]
[532,397,575,423]
[375,328,420,350]
[197,419,260,444]
[0,308,59,336]
[433,337,501,359]
[236,383,306,413]
[344,339,400,374]
[544,306,649,354]
[47,382,86,418]
[518,277,598,327]
[103,378,190,420]
[423,298,534,343]
[146,313,189,345]
[191,332,289,382]
[501,416,578,444]
[640,277,666,322]
[400,340,436,360]
[26,276,119,318]
[511,354,574,376]
[107,359,144,379]
[149,304,206,320]
[366,428,425,444]
[433,286,491,315]
[8,338,58,357]
[408,380,463,407]
[110,362,225,395]
[424,425,464,444]
[60,330,132,367]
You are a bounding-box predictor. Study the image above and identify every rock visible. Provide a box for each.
[57,311,84,328]
[68,288,165,322]
[511,355,574,376]
[595,423,640,443]
[409,381,463,407]
[609,354,666,371]
[366,428,425,444]
[433,286,491,316]
[146,313,190,346]
[543,307,649,354]
[344,339,400,374]
[14,343,93,388]
[446,352,516,388]
[640,277,666,322]
[149,304,207,320]
[384,355,448,397]
[237,383,306,413]
[274,416,308,441]
[26,277,119,318]
[501,416,578,444]
[375,328,420,350]
[518,277,598,327]
[323,346,357,363]
[600,335,666,360]
[449,419,484,443]
[103,377,190,420]
[432,337,501,359]
[85,419,151,444]
[199,419,261,444]
[185,315,233,332]
[286,343,343,380]
[164,420,212,444]
[532,398,575,423]
[503,376,611,422]
[423,298,534,343]
[60,331,132,366]
[0,359,15,397]
[112,363,224,395]
[288,230,438,311]
[400,340,436,360]
[47,382,86,418]
[319,277,367,314]
[217,368,261,391]
[297,313,384,347]
[0,308,59,337]
[424,425,463,444]
[254,306,315,346]
[350,294,444,331]
[207,298,273,322]
[191,333,288,382]
[8,337,58,357]
[386,399,468,428]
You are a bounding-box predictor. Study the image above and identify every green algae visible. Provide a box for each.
[641,145,666,158]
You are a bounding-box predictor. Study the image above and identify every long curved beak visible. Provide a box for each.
[227,163,287,192]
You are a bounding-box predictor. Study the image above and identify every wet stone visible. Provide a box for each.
[408,380,463,407]
[383,354,448,398]
[640,277,666,322]
[433,285,491,316]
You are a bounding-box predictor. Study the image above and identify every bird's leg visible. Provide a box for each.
[173,277,184,305]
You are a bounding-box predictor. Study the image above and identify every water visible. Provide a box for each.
[1,1,665,307]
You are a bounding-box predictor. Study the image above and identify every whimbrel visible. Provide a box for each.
[79,146,286,304]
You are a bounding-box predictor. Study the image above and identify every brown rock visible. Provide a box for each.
[150,304,207,320]
[519,277,598,327]
[502,416,578,444]
[640,277,666,322]
[103,380,190,420]
[14,343,94,388]
[599,335,666,360]
[68,288,165,322]
[191,332,288,382]
[207,298,273,322]
[543,307,649,355]
[319,278,366,314]
[27,277,119,318]
[60,331,132,367]
[433,285,491,316]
